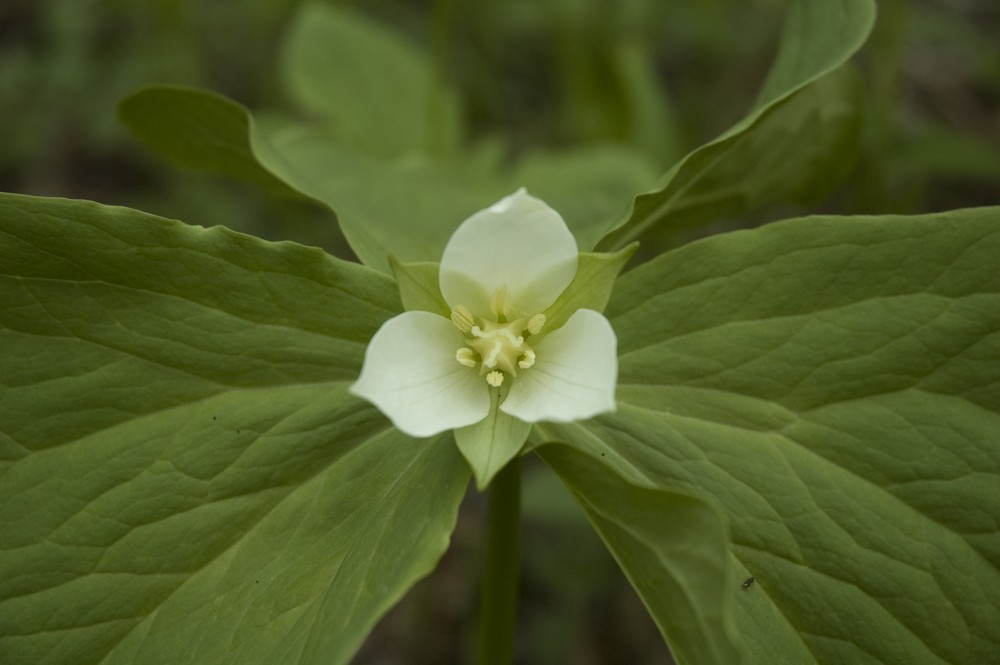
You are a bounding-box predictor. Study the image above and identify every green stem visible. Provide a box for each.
[476,457,522,665]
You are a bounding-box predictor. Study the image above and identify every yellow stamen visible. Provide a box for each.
[486,370,504,387]
[527,313,546,335]
[456,347,477,368]
[490,285,511,321]
[451,305,475,333]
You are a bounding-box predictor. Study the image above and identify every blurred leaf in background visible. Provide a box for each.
[4,0,998,227]
[0,0,342,252]
[853,0,1000,213]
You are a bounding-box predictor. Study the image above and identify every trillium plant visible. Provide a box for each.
[1,1,998,664]
[352,189,617,442]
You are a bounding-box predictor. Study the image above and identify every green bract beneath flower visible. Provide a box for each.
[350,188,618,437]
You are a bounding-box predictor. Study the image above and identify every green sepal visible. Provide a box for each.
[389,257,449,317]
[454,383,532,490]
[540,244,637,338]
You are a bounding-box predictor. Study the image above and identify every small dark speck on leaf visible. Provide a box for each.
[255,580,259,584]
[212,416,217,421]
[237,430,241,434]
[742,576,755,591]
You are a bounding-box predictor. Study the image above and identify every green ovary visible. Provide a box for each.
[467,320,535,376]
[452,297,546,386]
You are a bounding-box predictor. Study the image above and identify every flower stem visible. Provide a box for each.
[476,457,521,665]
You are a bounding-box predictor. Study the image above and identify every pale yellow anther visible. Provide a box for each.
[451,305,475,333]
[456,347,477,368]
[490,285,512,321]
[527,314,546,335]
[456,303,543,382]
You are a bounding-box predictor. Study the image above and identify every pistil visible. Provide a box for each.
[452,305,541,385]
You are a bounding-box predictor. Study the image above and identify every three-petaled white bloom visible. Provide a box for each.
[350,189,617,437]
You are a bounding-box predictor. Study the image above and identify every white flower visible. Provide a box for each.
[350,189,617,437]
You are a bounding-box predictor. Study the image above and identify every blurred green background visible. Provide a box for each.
[2,0,998,662]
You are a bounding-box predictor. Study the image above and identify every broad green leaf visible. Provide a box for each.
[751,0,873,111]
[596,0,876,250]
[117,86,500,273]
[540,245,637,340]
[252,122,507,272]
[389,258,449,317]
[618,65,863,255]
[255,122,658,272]
[0,194,470,665]
[542,208,1000,664]
[539,444,745,665]
[454,386,531,490]
[120,83,656,273]
[118,85,301,198]
[511,145,661,251]
[281,2,460,156]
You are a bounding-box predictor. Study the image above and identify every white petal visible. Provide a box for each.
[500,309,617,423]
[439,188,579,318]
[350,311,490,437]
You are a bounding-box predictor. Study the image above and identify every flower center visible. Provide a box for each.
[451,289,546,386]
